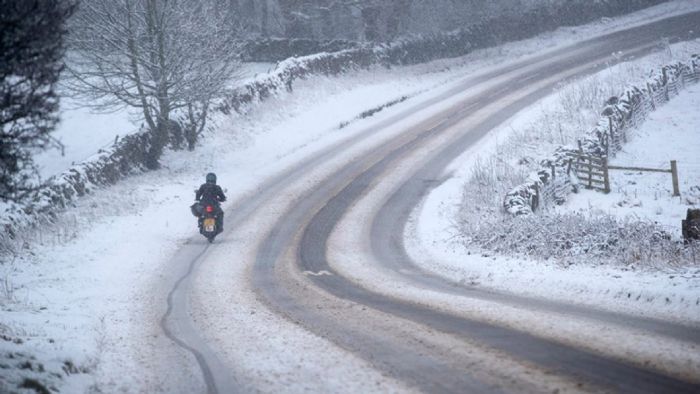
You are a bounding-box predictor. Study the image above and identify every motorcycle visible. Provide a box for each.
[191,202,220,243]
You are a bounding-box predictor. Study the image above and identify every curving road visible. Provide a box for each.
[162,11,700,393]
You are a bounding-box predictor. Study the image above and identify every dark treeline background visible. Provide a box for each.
[221,0,666,60]
[228,0,583,41]
[227,0,550,42]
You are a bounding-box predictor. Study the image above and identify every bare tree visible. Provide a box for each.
[66,0,242,165]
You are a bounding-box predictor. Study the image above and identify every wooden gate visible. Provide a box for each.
[567,151,610,193]
[568,149,680,196]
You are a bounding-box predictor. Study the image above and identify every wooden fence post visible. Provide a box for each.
[603,127,609,156]
[671,160,680,197]
[586,156,593,189]
[603,157,610,194]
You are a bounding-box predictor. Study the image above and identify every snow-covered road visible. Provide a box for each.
[4,3,700,393]
[178,11,700,393]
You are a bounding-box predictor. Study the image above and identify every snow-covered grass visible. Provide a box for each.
[454,40,700,266]
[559,83,700,235]
[469,212,695,267]
[33,96,143,180]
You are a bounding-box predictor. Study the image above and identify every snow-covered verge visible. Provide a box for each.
[408,41,700,323]
[0,180,204,393]
[0,130,152,253]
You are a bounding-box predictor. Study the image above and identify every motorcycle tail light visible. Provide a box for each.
[206,205,214,213]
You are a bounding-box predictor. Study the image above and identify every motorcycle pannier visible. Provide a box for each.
[190,202,203,217]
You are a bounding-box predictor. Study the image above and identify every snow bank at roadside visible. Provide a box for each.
[0,177,204,393]
[408,167,700,324]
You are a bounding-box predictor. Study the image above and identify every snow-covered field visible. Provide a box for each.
[3,1,700,392]
[559,84,700,234]
[33,63,275,180]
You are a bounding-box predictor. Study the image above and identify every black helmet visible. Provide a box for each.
[206,172,217,184]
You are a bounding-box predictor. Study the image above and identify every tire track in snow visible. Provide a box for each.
[160,243,239,394]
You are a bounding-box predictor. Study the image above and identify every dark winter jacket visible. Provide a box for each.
[196,183,226,206]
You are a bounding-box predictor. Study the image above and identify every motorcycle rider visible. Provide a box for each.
[195,172,226,233]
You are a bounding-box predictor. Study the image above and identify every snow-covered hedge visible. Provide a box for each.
[241,38,359,62]
[1,131,151,240]
[469,212,692,267]
[219,0,665,113]
[504,54,700,215]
